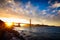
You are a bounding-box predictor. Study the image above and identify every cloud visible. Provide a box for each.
[0,0,60,26]
[41,10,47,15]
[0,0,14,8]
[0,1,40,20]
[57,10,60,14]
[0,0,6,4]
[0,0,6,8]
[51,2,60,8]
[48,0,52,4]
[8,1,40,18]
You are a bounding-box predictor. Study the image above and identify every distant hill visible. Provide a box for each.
[20,24,60,27]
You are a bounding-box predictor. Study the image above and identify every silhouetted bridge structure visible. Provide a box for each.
[14,19,31,28]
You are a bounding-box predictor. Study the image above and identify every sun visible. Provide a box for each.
[5,22,13,26]
[5,22,14,28]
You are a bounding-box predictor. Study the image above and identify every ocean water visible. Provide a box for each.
[14,27,60,40]
[31,27,60,33]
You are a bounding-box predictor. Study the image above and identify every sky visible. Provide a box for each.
[0,0,60,26]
